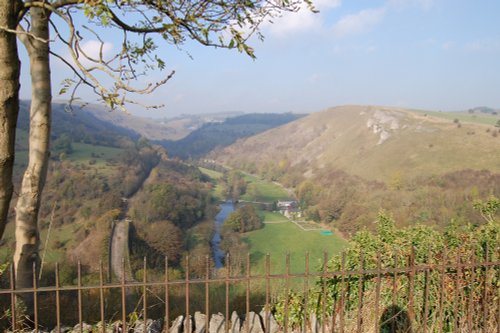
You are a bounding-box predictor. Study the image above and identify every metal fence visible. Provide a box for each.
[1,249,499,333]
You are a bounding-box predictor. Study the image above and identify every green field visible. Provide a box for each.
[198,167,291,202]
[243,222,348,275]
[199,167,226,200]
[241,174,290,202]
[198,166,346,275]
[66,142,123,174]
[14,139,123,175]
[199,167,223,179]
[414,109,500,126]
[0,216,79,265]
[260,211,289,223]
[69,142,122,162]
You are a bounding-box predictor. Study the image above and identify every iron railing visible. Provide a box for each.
[0,250,499,333]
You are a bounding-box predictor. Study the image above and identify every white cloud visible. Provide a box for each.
[314,0,342,9]
[265,0,341,37]
[77,40,113,65]
[332,8,386,38]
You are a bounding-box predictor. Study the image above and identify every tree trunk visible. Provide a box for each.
[14,6,52,291]
[0,0,21,240]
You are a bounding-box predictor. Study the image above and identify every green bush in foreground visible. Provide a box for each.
[274,196,499,332]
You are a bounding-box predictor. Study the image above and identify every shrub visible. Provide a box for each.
[273,197,499,332]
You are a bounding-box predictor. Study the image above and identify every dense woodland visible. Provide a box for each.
[128,159,216,273]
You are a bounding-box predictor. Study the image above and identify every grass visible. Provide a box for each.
[0,215,80,266]
[260,211,289,223]
[414,109,500,126]
[14,139,123,176]
[241,174,290,203]
[199,167,226,200]
[199,167,291,203]
[4,141,122,265]
[65,142,123,174]
[213,106,500,185]
[243,221,348,275]
[199,167,223,179]
[68,142,122,162]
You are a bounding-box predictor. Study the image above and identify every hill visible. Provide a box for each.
[214,106,500,182]
[3,101,218,280]
[18,100,140,147]
[212,105,500,234]
[80,103,244,141]
[158,113,305,159]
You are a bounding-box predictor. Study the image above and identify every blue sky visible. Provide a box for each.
[19,0,500,118]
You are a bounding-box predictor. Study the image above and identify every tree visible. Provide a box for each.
[224,205,262,232]
[52,133,74,155]
[0,0,313,295]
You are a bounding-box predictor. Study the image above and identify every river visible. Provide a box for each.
[211,201,235,268]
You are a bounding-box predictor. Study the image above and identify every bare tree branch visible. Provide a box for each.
[49,50,94,88]
[1,24,49,43]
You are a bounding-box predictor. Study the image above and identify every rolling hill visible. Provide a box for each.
[80,103,244,141]
[213,105,500,183]
[212,105,500,234]
[158,113,305,159]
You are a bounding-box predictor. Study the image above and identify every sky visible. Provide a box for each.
[18,0,500,118]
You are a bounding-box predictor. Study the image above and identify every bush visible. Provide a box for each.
[224,205,262,233]
[273,197,499,332]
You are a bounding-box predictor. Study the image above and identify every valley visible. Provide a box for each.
[198,167,348,274]
[212,105,500,235]
[2,103,498,279]
[1,102,498,331]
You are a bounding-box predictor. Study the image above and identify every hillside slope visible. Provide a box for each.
[213,106,500,234]
[159,113,305,159]
[81,103,243,141]
[214,105,500,183]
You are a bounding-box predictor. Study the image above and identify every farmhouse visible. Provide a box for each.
[277,200,302,219]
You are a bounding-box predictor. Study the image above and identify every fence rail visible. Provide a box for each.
[1,250,499,333]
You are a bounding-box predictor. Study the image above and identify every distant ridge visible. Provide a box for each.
[49,100,245,141]
[158,112,305,160]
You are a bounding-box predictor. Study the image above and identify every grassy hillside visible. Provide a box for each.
[85,105,244,141]
[240,173,291,202]
[214,106,500,183]
[414,109,499,126]
[18,101,140,147]
[159,113,305,160]
[212,105,500,235]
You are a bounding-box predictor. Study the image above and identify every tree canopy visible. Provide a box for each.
[224,204,262,233]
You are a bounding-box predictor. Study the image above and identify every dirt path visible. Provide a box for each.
[110,220,128,280]
[109,159,162,281]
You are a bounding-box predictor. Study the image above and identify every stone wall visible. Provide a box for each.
[43,309,282,333]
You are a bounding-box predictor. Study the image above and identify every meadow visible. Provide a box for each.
[243,221,348,275]
[413,109,500,125]
[240,173,290,202]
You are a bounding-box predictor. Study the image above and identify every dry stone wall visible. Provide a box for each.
[40,309,283,333]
